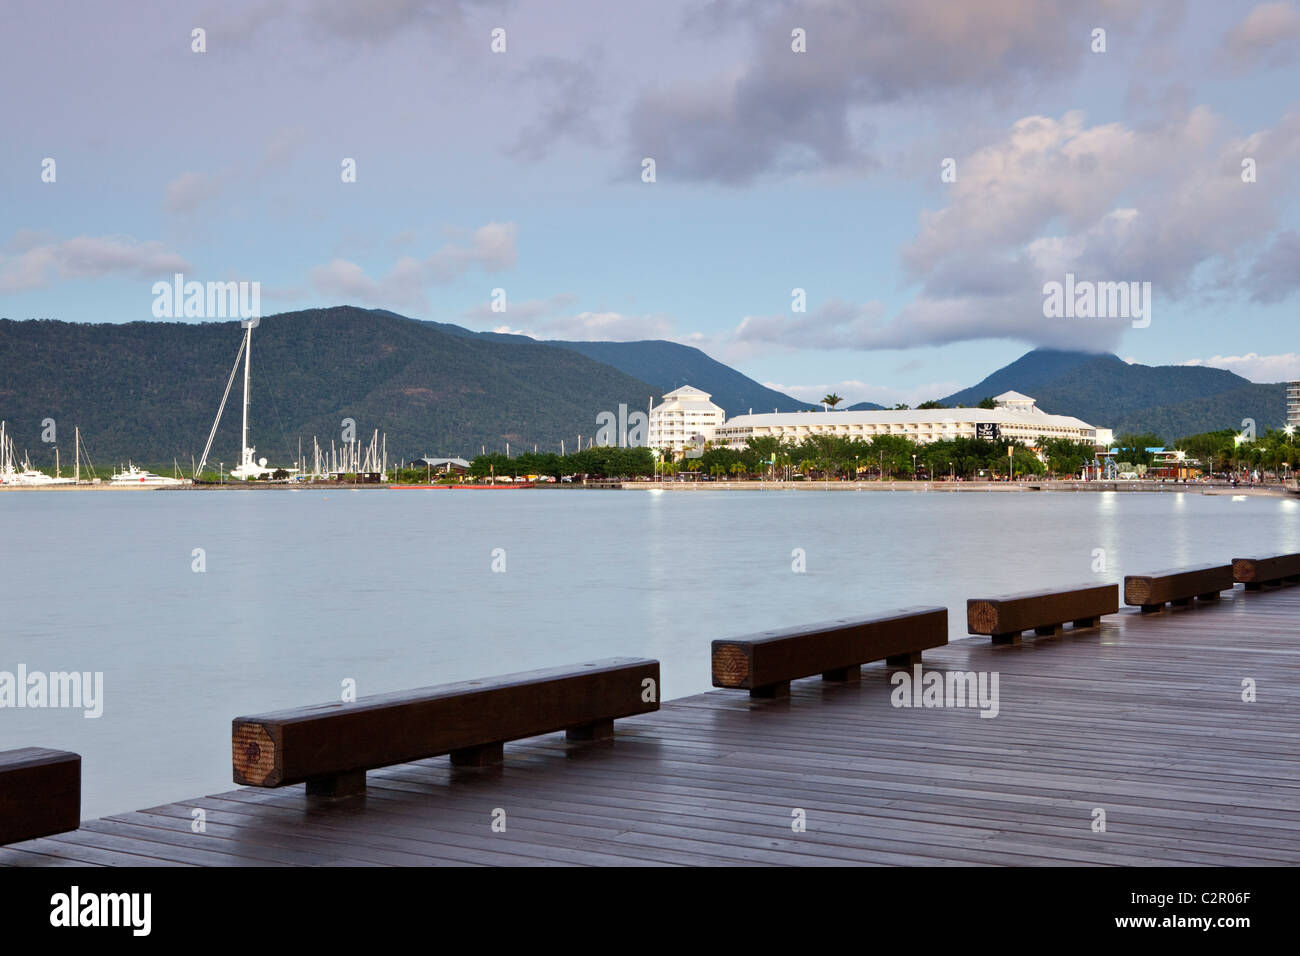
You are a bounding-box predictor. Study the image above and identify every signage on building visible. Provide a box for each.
[976,423,1001,441]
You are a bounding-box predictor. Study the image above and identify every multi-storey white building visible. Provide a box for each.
[1288,382,1300,430]
[714,391,1101,449]
[648,385,726,451]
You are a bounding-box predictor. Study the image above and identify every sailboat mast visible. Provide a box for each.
[75,426,80,484]
[241,322,252,471]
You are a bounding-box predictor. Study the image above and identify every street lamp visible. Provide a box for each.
[912,453,917,479]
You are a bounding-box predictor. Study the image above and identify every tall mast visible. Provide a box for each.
[240,318,257,473]
[75,426,80,483]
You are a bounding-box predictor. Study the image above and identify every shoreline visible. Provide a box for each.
[2,479,1294,497]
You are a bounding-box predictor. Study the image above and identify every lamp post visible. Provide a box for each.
[912,453,917,480]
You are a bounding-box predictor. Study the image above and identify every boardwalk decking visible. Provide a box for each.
[4,583,1298,866]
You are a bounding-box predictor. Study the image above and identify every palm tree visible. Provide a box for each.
[821,393,843,410]
[730,462,746,479]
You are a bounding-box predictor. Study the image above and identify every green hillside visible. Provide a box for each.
[0,308,659,468]
[942,349,1286,441]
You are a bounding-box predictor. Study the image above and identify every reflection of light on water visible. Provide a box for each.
[1282,499,1298,511]
[1233,495,1248,502]
[647,488,664,495]
[1172,493,1185,509]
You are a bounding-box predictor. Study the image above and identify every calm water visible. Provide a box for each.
[2,487,1298,818]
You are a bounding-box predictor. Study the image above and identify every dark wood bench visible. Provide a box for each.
[711,607,948,698]
[1124,563,1234,613]
[1233,553,1300,589]
[0,748,80,846]
[232,657,659,798]
[968,584,1118,644]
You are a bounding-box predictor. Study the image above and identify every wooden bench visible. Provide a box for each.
[968,584,1118,644]
[711,607,948,698]
[0,748,80,846]
[232,657,659,798]
[1233,553,1300,589]
[1124,563,1234,613]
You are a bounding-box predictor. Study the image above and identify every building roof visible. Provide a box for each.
[652,384,724,414]
[993,390,1036,404]
[412,457,470,468]
[661,385,712,400]
[718,405,1095,431]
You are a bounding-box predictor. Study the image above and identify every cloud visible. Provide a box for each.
[1248,230,1300,302]
[0,233,191,292]
[531,310,675,341]
[309,256,428,312]
[733,298,889,350]
[203,0,505,49]
[504,56,608,161]
[308,222,519,310]
[163,126,310,215]
[1183,352,1300,382]
[164,171,228,214]
[892,107,1300,350]
[625,0,1136,184]
[764,379,964,409]
[426,222,517,281]
[463,292,578,322]
[1223,2,1300,70]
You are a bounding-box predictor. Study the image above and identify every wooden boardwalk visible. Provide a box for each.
[4,584,1299,866]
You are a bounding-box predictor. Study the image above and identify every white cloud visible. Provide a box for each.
[1223,2,1300,70]
[308,222,520,311]
[726,107,1300,354]
[532,310,675,341]
[1183,352,1300,382]
[0,233,191,292]
[426,222,517,281]
[765,379,964,409]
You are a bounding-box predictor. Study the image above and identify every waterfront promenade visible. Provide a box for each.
[3,577,1297,866]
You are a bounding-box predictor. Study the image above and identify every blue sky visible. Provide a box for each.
[2,0,1298,406]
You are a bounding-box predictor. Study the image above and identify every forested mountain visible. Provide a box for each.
[0,308,659,467]
[942,349,1286,440]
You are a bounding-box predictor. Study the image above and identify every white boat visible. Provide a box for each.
[0,422,75,486]
[197,317,299,481]
[109,464,186,486]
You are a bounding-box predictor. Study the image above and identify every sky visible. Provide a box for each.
[2,0,1298,406]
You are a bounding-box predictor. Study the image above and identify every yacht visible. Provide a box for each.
[109,464,186,486]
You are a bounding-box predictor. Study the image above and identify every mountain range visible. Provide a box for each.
[0,309,1289,467]
[940,349,1287,440]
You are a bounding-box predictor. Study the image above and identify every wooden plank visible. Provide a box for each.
[232,657,659,791]
[0,748,80,846]
[6,581,1300,867]
[967,583,1118,643]
[712,607,947,696]
[1124,563,1234,611]
[1232,553,1300,588]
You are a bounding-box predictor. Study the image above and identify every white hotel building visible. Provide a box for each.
[648,385,726,451]
[714,391,1104,449]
